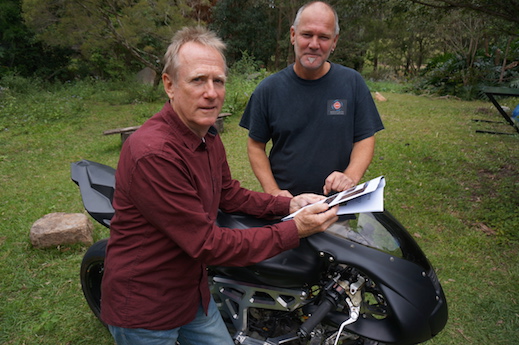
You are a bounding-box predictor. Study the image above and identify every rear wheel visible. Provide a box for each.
[80,238,108,326]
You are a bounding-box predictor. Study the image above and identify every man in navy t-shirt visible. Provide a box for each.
[240,1,384,196]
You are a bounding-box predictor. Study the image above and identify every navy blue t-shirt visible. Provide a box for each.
[240,63,384,195]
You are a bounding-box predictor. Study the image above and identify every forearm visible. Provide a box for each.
[343,136,375,184]
[247,137,282,194]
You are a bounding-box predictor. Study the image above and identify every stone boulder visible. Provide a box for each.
[136,67,157,85]
[374,92,387,102]
[30,212,94,249]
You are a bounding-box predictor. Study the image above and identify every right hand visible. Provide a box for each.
[293,203,339,238]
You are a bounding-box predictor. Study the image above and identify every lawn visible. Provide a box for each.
[0,79,518,344]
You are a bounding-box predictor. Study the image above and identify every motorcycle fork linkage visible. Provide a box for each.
[227,266,365,345]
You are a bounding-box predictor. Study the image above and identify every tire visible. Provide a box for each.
[80,238,108,326]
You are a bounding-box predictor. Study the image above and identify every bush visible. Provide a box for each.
[416,51,519,100]
[223,53,269,115]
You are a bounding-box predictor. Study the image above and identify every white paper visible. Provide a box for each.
[282,176,385,221]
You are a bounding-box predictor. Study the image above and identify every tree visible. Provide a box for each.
[210,0,306,69]
[0,0,73,79]
[382,1,442,76]
[21,0,206,83]
[210,0,277,68]
[408,0,519,26]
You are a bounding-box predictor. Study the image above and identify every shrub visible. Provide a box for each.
[416,51,519,100]
[223,52,270,115]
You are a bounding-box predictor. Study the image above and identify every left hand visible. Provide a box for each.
[289,193,325,214]
[323,171,356,195]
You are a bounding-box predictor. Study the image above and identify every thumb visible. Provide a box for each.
[303,202,331,215]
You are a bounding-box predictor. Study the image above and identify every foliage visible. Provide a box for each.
[21,0,203,81]
[210,0,282,67]
[410,8,519,99]
[2,0,518,96]
[222,52,270,115]
[408,0,519,25]
[416,48,519,99]
[0,0,74,80]
[0,77,518,344]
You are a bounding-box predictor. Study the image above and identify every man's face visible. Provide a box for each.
[290,3,338,79]
[163,42,226,137]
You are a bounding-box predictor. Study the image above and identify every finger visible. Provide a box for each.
[301,193,326,203]
[304,202,330,215]
[321,205,339,222]
[323,179,337,195]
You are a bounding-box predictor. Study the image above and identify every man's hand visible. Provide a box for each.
[289,193,325,214]
[294,203,338,238]
[323,171,356,195]
[322,136,375,195]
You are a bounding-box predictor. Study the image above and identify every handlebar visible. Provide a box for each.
[298,296,337,338]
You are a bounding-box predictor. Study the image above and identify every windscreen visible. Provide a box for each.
[325,213,403,257]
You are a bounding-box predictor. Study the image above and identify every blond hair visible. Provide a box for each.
[162,26,227,82]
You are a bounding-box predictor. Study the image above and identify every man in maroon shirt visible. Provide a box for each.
[100,26,338,345]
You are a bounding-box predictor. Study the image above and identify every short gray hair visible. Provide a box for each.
[162,26,227,82]
[293,1,340,36]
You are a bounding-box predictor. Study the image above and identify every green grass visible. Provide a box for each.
[0,78,518,344]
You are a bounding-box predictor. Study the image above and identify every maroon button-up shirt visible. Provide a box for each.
[100,102,299,330]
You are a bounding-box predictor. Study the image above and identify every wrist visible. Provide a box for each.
[343,170,362,185]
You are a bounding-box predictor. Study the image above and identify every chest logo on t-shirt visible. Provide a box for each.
[327,99,346,115]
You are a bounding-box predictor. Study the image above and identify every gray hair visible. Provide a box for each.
[162,26,227,82]
[293,1,340,36]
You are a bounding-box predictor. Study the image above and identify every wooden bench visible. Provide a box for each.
[214,112,232,133]
[104,113,233,144]
[103,126,142,144]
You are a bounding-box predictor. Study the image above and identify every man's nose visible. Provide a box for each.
[308,36,319,49]
[204,80,218,99]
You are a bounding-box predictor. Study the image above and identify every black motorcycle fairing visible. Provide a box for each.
[213,211,324,289]
[209,238,323,289]
[71,160,115,227]
[307,228,448,345]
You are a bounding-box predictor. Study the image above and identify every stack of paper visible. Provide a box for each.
[282,176,385,221]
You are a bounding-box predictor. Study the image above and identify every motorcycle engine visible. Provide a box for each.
[247,308,303,341]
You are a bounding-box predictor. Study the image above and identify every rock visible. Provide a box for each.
[30,212,93,248]
[136,67,157,85]
[374,92,387,102]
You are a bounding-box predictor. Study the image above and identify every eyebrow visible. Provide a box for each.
[215,74,227,81]
[299,28,333,37]
[191,73,227,81]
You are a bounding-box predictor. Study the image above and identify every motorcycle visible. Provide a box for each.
[71,159,448,345]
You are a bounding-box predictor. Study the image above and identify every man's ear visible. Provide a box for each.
[290,26,295,45]
[332,34,339,51]
[163,73,175,100]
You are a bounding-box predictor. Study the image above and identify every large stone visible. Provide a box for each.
[136,67,157,85]
[30,212,93,248]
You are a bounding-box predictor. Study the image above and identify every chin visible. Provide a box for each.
[200,115,220,126]
[302,61,324,70]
